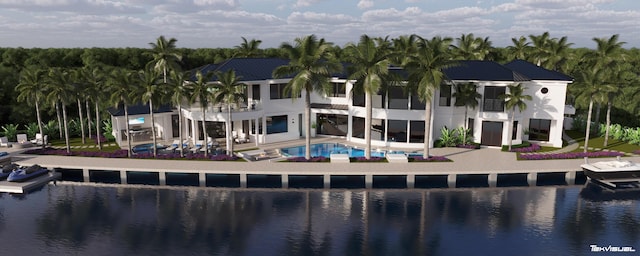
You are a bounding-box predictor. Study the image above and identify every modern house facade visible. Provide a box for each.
[109,58,573,150]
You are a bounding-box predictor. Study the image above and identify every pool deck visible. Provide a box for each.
[3,137,639,189]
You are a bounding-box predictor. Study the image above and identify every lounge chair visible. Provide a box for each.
[166,139,181,151]
[235,133,250,144]
[17,134,28,144]
[191,140,204,153]
[30,133,47,145]
[0,137,9,147]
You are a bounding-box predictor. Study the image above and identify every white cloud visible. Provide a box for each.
[293,0,322,8]
[357,0,374,9]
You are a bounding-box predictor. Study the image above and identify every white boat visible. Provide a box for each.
[581,157,640,182]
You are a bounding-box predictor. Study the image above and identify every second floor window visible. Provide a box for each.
[270,83,299,99]
[439,84,451,106]
[483,86,505,112]
[329,82,346,97]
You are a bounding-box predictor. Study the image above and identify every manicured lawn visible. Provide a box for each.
[49,137,121,152]
[565,130,640,154]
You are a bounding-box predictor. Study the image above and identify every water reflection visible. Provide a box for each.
[0,184,638,255]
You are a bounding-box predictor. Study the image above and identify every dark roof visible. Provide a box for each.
[504,60,573,81]
[108,104,173,117]
[190,58,571,83]
[193,58,291,81]
[192,58,349,82]
[443,60,529,82]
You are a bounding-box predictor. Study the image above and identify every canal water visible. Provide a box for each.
[0,182,638,255]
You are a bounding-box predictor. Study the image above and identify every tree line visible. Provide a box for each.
[2,33,639,158]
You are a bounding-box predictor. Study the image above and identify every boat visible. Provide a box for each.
[7,164,49,182]
[0,163,19,180]
[581,157,640,185]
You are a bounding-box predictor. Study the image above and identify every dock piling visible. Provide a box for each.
[447,174,457,188]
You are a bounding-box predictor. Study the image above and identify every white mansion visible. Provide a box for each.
[109,58,573,150]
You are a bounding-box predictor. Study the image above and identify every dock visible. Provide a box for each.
[0,172,61,193]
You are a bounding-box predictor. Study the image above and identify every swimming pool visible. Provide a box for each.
[279,143,386,158]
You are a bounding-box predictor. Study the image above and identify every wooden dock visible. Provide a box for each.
[0,172,61,193]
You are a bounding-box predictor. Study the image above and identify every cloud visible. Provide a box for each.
[293,0,322,8]
[357,0,374,9]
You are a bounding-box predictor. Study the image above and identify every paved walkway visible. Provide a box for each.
[5,136,640,177]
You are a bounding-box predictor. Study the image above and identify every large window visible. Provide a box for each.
[270,83,298,99]
[439,84,451,106]
[529,119,551,141]
[483,86,505,112]
[317,114,348,136]
[251,84,260,101]
[411,95,426,110]
[266,115,288,134]
[329,82,346,97]
[512,121,518,140]
[351,116,385,140]
[389,86,408,109]
[387,120,407,142]
[410,121,425,143]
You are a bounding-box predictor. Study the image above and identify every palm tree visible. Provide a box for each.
[15,67,46,149]
[82,66,106,150]
[46,68,74,153]
[108,68,136,157]
[235,37,263,57]
[391,34,419,66]
[528,32,552,66]
[188,70,216,157]
[403,36,454,159]
[500,83,532,151]
[213,70,247,156]
[273,34,342,160]
[148,35,182,83]
[70,68,87,144]
[453,82,482,144]
[344,35,395,160]
[168,70,190,157]
[587,35,626,147]
[573,67,607,155]
[137,66,164,157]
[507,36,530,60]
[452,33,493,60]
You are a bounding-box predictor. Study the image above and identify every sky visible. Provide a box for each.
[0,0,638,49]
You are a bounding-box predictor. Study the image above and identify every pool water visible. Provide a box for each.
[279,143,386,158]
[132,143,168,154]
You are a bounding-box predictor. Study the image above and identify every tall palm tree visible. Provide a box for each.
[344,35,395,160]
[507,36,530,60]
[148,35,182,83]
[500,83,532,151]
[273,34,342,160]
[573,67,607,155]
[108,68,136,157]
[70,68,87,144]
[452,33,493,60]
[82,66,106,150]
[545,36,574,72]
[587,35,626,147]
[168,70,190,157]
[391,34,419,66]
[16,67,46,149]
[213,70,247,156]
[528,32,552,66]
[188,70,216,157]
[404,36,454,159]
[453,82,482,144]
[137,66,164,157]
[234,37,263,58]
[46,68,74,153]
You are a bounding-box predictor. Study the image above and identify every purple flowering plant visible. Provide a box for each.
[519,151,624,160]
